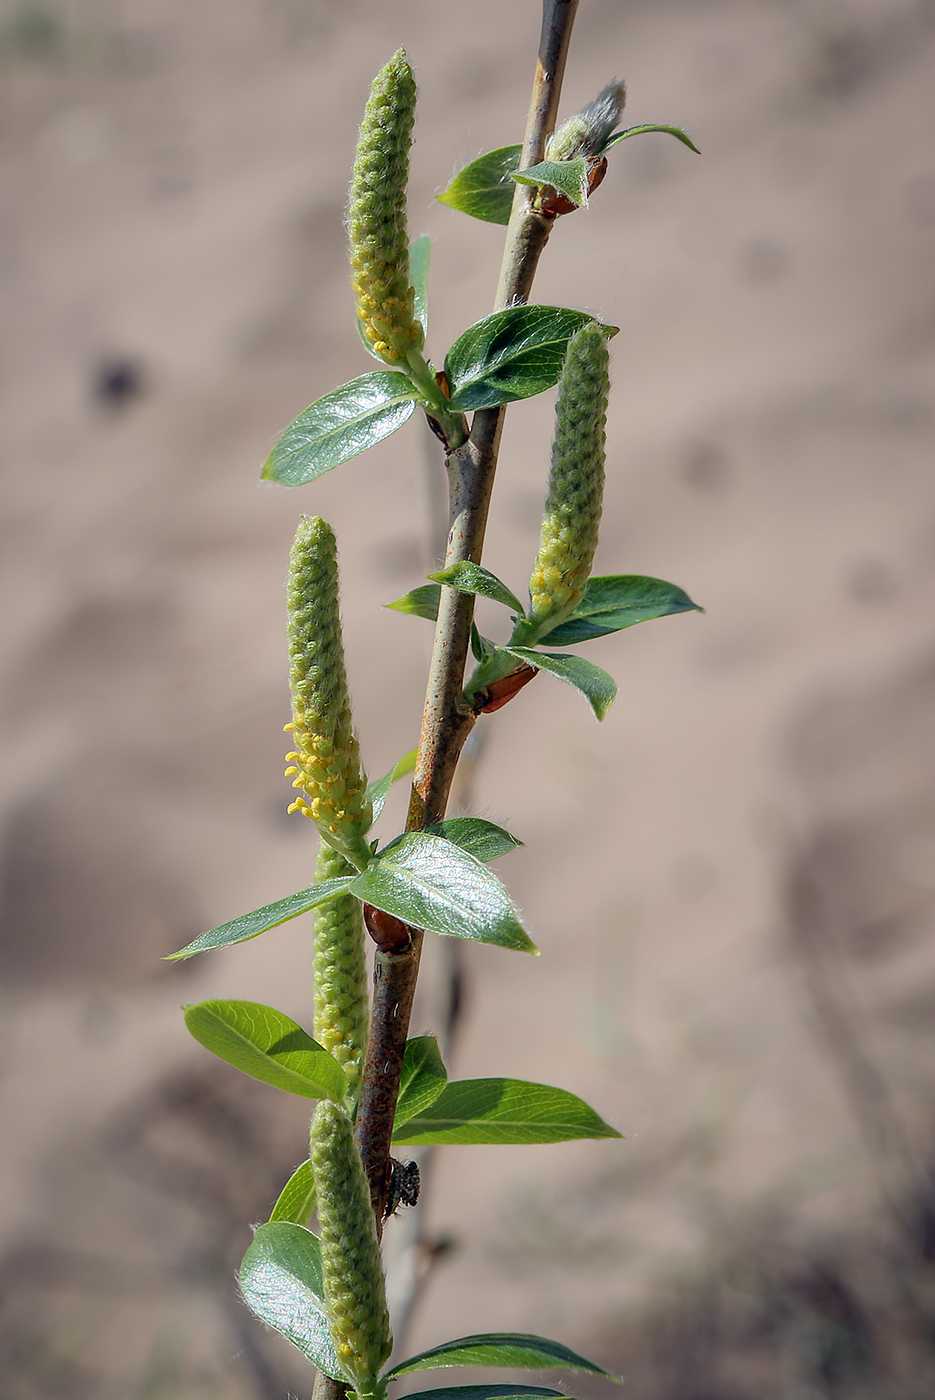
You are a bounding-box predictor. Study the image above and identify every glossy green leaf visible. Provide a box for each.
[445,307,615,413]
[512,157,589,209]
[471,625,496,662]
[503,646,617,721]
[368,747,418,823]
[184,1000,347,1102]
[538,574,701,645]
[166,878,356,960]
[425,818,523,863]
[262,373,417,486]
[411,233,431,334]
[395,1035,449,1128]
[269,1159,316,1225]
[437,144,523,225]
[386,1333,620,1382]
[603,122,699,155]
[349,833,537,954]
[429,561,525,618]
[385,583,441,621]
[239,1223,345,1380]
[392,1078,622,1145]
[400,1389,571,1400]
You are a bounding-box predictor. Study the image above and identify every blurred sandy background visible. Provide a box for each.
[2,0,935,1395]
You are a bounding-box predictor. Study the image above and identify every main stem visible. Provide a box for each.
[353,0,579,1220]
[314,14,578,1400]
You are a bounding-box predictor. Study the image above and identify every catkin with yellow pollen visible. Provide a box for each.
[313,840,368,1093]
[310,1100,392,1398]
[526,323,609,637]
[348,49,423,366]
[284,516,372,871]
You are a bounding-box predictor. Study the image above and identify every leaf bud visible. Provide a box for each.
[285,516,372,869]
[348,50,424,366]
[545,80,626,163]
[310,1100,393,1396]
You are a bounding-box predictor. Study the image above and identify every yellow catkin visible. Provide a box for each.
[286,516,372,870]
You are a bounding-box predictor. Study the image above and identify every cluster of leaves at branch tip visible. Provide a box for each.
[523,323,608,638]
[285,516,373,870]
[310,1100,393,1396]
[313,841,369,1092]
[349,49,424,366]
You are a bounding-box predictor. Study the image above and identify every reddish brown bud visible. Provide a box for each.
[474,663,538,714]
[364,902,413,953]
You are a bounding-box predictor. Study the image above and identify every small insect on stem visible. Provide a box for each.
[473,663,539,715]
[384,1157,421,1220]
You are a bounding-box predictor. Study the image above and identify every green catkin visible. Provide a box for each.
[348,49,423,366]
[310,1100,392,1397]
[284,516,372,870]
[527,323,609,632]
[313,841,369,1092]
[545,79,626,162]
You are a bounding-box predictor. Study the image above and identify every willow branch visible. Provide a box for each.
[353,0,580,1226]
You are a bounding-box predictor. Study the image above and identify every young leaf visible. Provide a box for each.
[184,1000,348,1103]
[269,1159,317,1225]
[395,1035,449,1128]
[603,123,700,154]
[537,574,701,646]
[437,144,523,225]
[392,1078,622,1145]
[511,156,589,210]
[445,307,616,413]
[386,1333,620,1383]
[425,817,523,863]
[411,233,431,334]
[262,373,418,486]
[367,747,418,823]
[401,1389,572,1400]
[349,832,538,954]
[165,878,357,960]
[239,1223,346,1380]
[429,561,526,618]
[502,646,617,721]
[471,624,496,662]
[386,583,441,621]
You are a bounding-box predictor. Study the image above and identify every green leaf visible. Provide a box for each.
[166,878,357,960]
[269,1159,317,1225]
[368,747,418,823]
[538,574,701,645]
[239,1223,345,1380]
[471,624,496,662]
[603,122,700,155]
[349,833,537,955]
[261,373,417,486]
[445,307,616,413]
[385,583,441,621]
[429,561,525,618]
[512,157,590,209]
[400,1389,572,1400]
[184,1000,348,1102]
[411,233,431,334]
[392,1078,622,1145]
[395,1035,449,1128]
[425,817,523,863]
[502,646,617,721]
[386,1333,620,1383]
[437,144,523,225]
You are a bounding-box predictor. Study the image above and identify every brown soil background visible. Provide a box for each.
[2,1,935,1396]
